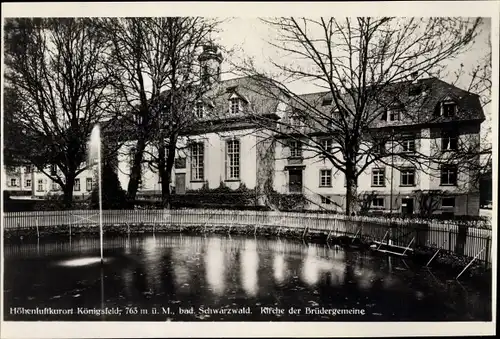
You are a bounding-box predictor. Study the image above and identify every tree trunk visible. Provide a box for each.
[158,143,167,207]
[160,135,177,209]
[127,138,146,201]
[344,165,358,216]
[62,174,76,210]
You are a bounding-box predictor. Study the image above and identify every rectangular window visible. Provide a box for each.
[372,168,386,187]
[289,115,304,128]
[226,140,240,180]
[190,142,204,181]
[321,138,332,157]
[441,131,458,151]
[74,178,80,191]
[289,108,306,128]
[388,108,402,121]
[400,168,416,186]
[289,140,302,158]
[86,178,93,191]
[372,198,385,208]
[134,113,143,125]
[230,98,240,114]
[319,169,332,187]
[10,178,18,187]
[440,165,457,185]
[443,102,456,117]
[50,164,57,176]
[195,102,204,118]
[51,182,59,191]
[442,197,455,208]
[321,195,332,204]
[25,179,31,188]
[37,179,44,192]
[402,137,416,153]
[374,140,386,155]
[322,98,332,106]
[25,165,32,174]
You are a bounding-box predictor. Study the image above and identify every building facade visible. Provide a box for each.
[4,46,485,217]
[3,163,95,200]
[272,78,484,216]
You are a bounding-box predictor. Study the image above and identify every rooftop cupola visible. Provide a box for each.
[198,44,223,86]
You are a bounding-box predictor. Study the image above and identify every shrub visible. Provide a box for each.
[267,192,308,211]
[90,162,127,209]
[213,181,232,193]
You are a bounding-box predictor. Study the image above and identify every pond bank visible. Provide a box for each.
[4,222,491,288]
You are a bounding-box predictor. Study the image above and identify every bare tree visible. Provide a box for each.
[450,41,492,186]
[4,18,114,208]
[103,17,221,206]
[234,17,484,215]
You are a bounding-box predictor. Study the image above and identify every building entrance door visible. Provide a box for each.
[175,173,186,195]
[288,170,303,193]
[401,198,414,216]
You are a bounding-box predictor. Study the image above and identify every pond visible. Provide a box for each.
[3,234,491,321]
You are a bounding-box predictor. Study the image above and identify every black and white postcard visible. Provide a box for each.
[1,1,497,338]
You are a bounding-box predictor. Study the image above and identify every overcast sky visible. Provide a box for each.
[216,17,491,93]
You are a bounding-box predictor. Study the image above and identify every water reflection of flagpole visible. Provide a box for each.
[101,266,105,321]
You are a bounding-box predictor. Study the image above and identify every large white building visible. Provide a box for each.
[4,45,485,216]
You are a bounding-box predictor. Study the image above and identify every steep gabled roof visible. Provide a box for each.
[288,77,485,132]
[207,75,282,117]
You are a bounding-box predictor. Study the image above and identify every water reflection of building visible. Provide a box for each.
[272,240,287,285]
[240,239,259,296]
[301,245,347,287]
[171,236,204,292]
[141,237,162,291]
[171,249,193,292]
[204,237,226,296]
[302,246,320,286]
[327,248,346,286]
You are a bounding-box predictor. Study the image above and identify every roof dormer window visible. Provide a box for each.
[409,84,423,97]
[385,107,402,121]
[230,97,240,114]
[322,98,332,106]
[442,102,456,117]
[290,108,306,128]
[195,102,204,118]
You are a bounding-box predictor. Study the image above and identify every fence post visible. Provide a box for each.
[448,226,452,252]
[485,236,491,270]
